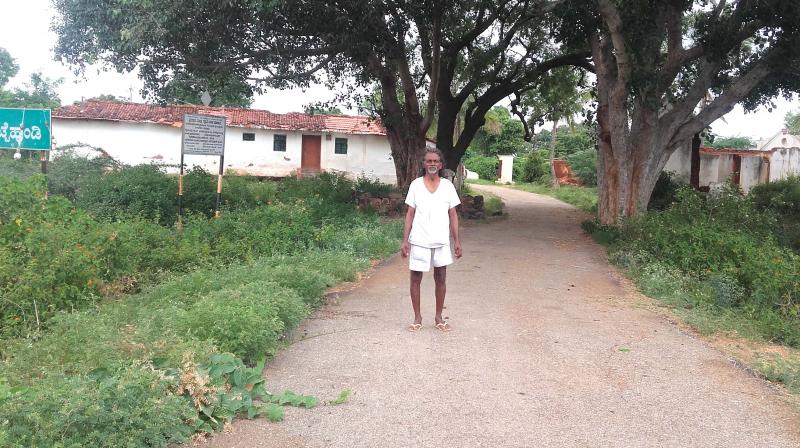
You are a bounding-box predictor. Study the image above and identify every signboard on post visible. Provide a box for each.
[178,113,228,227]
[0,108,51,150]
[181,113,226,156]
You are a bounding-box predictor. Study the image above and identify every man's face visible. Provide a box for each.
[424,154,442,175]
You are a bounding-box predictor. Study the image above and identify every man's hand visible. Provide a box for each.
[401,241,410,257]
[454,241,462,258]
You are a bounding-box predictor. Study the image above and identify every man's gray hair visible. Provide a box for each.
[423,147,445,163]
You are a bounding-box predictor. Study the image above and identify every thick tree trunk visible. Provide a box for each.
[385,127,427,189]
[549,120,559,188]
[595,104,681,224]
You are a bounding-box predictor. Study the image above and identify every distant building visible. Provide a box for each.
[664,129,800,192]
[52,100,398,184]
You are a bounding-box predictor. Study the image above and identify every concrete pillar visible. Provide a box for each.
[497,155,515,184]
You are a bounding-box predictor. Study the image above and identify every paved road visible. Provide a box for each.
[199,184,800,448]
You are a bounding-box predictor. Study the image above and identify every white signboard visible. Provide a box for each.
[182,113,226,156]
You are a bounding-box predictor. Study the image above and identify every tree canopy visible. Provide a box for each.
[707,135,756,149]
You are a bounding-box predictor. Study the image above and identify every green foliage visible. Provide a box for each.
[304,104,343,115]
[0,237,383,444]
[70,163,279,225]
[354,173,395,195]
[0,368,196,448]
[565,148,597,186]
[463,149,499,181]
[0,49,62,110]
[0,48,18,87]
[48,148,121,200]
[707,134,756,149]
[514,150,549,183]
[647,171,685,211]
[483,195,504,216]
[469,107,528,156]
[75,164,178,224]
[0,153,39,179]
[750,177,800,252]
[519,67,589,130]
[784,110,800,135]
[176,282,307,363]
[551,125,595,158]
[156,73,253,107]
[0,168,395,337]
[599,186,800,346]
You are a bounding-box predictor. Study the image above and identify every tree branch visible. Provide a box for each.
[597,0,631,85]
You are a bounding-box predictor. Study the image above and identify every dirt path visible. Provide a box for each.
[198,184,800,448]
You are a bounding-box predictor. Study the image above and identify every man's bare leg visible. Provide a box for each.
[433,266,447,324]
[410,270,423,325]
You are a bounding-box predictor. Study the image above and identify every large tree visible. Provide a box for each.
[562,0,800,223]
[53,0,590,187]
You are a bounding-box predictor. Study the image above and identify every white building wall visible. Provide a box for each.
[715,154,734,182]
[53,119,397,183]
[739,157,763,192]
[769,147,800,181]
[664,143,691,179]
[698,154,720,186]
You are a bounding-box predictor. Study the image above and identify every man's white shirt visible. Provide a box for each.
[405,177,461,248]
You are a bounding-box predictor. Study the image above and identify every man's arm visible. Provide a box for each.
[401,206,415,257]
[449,207,462,258]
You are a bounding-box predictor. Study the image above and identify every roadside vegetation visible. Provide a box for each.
[584,174,800,394]
[0,152,401,447]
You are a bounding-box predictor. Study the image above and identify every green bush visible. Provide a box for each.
[565,148,597,186]
[750,176,800,253]
[0,368,196,448]
[75,164,177,224]
[355,173,395,195]
[515,151,549,183]
[607,187,800,345]
[0,161,402,446]
[0,170,397,337]
[176,281,306,363]
[463,154,498,181]
[47,149,120,201]
[276,171,354,204]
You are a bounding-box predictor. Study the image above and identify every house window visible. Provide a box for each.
[334,138,348,154]
[242,132,255,141]
[273,134,287,151]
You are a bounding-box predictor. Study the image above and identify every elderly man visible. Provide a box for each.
[400,148,462,332]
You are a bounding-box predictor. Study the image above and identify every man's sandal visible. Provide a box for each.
[407,323,423,332]
[434,322,451,332]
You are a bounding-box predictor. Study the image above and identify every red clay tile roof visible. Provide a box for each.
[53,100,386,136]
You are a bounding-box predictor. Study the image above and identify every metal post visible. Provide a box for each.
[177,152,185,230]
[214,154,224,218]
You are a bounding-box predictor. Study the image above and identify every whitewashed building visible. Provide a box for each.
[52,100,398,184]
[664,129,800,192]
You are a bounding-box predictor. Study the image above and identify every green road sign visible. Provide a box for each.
[0,108,52,150]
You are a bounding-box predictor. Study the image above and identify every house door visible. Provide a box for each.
[301,135,322,176]
[732,155,741,185]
